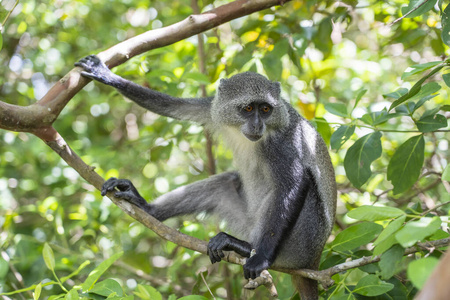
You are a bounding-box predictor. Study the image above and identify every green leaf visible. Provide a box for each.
[262,39,289,80]
[407,257,439,289]
[443,73,450,88]
[401,0,437,18]
[387,135,425,194]
[414,94,438,112]
[443,164,450,181]
[331,222,383,252]
[344,132,382,188]
[383,88,408,99]
[373,234,398,256]
[421,106,442,119]
[413,81,441,101]
[373,215,406,247]
[416,114,448,132]
[34,283,42,300]
[401,61,442,80]
[331,125,355,151]
[90,279,123,297]
[320,254,346,270]
[359,109,399,126]
[395,217,442,248]
[389,65,444,111]
[313,117,331,146]
[347,205,405,221]
[0,33,2,51]
[64,289,79,300]
[178,296,210,300]
[0,257,9,279]
[43,243,55,271]
[442,3,450,46]
[134,284,162,300]
[314,17,333,58]
[429,229,450,240]
[107,297,133,300]
[81,251,123,292]
[353,274,394,296]
[332,295,356,300]
[324,102,348,118]
[353,88,367,110]
[379,245,404,279]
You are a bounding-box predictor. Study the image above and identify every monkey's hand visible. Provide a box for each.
[74,55,117,86]
[102,177,153,214]
[207,232,252,264]
[243,253,271,279]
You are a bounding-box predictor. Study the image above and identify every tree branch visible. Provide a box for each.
[0,0,291,139]
[278,237,450,289]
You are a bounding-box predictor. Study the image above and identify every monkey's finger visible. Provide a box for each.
[208,250,219,263]
[243,268,250,279]
[101,177,119,196]
[250,270,258,279]
[208,249,223,264]
[114,179,134,191]
[114,191,133,201]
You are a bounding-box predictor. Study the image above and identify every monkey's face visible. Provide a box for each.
[239,102,273,141]
[211,72,290,137]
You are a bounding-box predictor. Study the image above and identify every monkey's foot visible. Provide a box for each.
[207,232,252,264]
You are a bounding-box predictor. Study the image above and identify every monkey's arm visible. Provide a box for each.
[102,173,253,258]
[243,168,313,279]
[75,55,213,124]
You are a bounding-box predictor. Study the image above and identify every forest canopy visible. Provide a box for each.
[0,0,449,299]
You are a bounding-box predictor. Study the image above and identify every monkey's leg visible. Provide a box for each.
[150,171,245,221]
[103,172,252,260]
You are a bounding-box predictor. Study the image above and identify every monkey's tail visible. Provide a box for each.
[292,274,318,300]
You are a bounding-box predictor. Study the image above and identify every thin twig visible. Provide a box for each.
[389,0,431,26]
[1,0,19,29]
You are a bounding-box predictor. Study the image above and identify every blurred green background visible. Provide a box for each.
[0,0,449,299]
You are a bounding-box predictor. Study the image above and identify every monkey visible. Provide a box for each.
[75,55,337,299]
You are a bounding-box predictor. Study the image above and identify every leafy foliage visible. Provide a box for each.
[0,0,449,299]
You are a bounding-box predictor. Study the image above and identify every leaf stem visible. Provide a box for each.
[52,269,69,293]
[1,0,19,29]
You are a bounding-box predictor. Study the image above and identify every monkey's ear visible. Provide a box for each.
[271,82,281,97]
[218,78,228,93]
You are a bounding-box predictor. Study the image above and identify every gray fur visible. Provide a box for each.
[152,73,337,270]
[76,55,336,299]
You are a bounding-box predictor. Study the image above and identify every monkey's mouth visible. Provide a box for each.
[244,133,263,142]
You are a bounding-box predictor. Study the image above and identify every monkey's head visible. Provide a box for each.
[211,72,289,141]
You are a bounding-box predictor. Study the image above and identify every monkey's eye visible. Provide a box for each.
[244,105,254,112]
[261,105,271,113]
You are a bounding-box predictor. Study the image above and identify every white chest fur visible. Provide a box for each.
[221,127,275,218]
